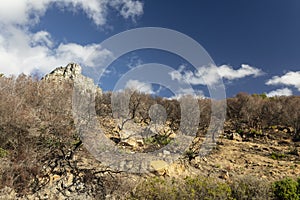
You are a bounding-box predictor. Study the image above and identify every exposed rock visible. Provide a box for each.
[136,139,144,146]
[278,139,291,145]
[30,152,106,200]
[163,150,171,155]
[219,170,230,180]
[119,138,144,149]
[49,174,61,185]
[42,63,102,95]
[230,132,243,142]
[168,132,177,139]
[119,129,136,140]
[0,187,17,200]
[150,160,169,175]
[288,127,295,133]
[166,163,188,177]
[43,63,82,81]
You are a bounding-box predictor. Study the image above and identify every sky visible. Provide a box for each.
[0,0,299,98]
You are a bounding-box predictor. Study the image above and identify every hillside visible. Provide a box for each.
[0,64,299,199]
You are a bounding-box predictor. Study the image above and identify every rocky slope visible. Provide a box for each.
[0,63,299,199]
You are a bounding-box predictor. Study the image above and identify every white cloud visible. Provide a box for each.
[169,64,263,86]
[0,0,143,26]
[109,0,143,20]
[218,64,263,80]
[266,71,300,91]
[55,43,113,67]
[32,31,53,48]
[0,26,113,75]
[0,0,49,26]
[168,88,205,100]
[127,55,143,69]
[125,79,154,94]
[0,0,143,76]
[118,0,144,19]
[266,88,293,97]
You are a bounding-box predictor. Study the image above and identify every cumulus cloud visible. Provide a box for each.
[168,88,205,100]
[124,79,205,99]
[169,64,263,86]
[0,0,49,26]
[55,43,113,67]
[266,88,293,97]
[109,0,143,20]
[125,79,154,94]
[0,0,143,26]
[0,26,113,75]
[218,64,263,80]
[266,71,300,91]
[32,31,53,48]
[0,0,143,76]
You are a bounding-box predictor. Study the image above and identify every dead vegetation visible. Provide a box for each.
[0,73,299,199]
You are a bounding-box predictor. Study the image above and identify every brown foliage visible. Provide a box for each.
[226,93,300,140]
[0,73,300,197]
[0,74,76,195]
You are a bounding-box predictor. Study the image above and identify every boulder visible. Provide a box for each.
[150,160,169,175]
[230,132,243,142]
[166,163,187,177]
[219,170,230,180]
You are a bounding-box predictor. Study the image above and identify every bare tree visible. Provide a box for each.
[281,96,300,140]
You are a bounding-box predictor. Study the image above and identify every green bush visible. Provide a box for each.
[0,147,8,158]
[270,152,286,160]
[144,134,171,146]
[130,177,178,200]
[184,176,232,200]
[250,128,263,135]
[184,149,197,160]
[273,178,299,200]
[297,178,300,197]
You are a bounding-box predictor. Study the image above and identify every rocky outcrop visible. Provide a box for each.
[42,63,102,95]
[43,63,82,81]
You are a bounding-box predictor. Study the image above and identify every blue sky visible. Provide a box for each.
[0,0,299,97]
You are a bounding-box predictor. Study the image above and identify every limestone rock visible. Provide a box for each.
[43,63,81,81]
[0,187,17,200]
[150,160,169,175]
[119,138,144,148]
[230,132,243,142]
[42,63,102,95]
[166,163,187,177]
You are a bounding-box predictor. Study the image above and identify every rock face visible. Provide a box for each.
[43,63,82,81]
[42,63,102,95]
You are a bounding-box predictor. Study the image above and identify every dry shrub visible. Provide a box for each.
[130,176,232,200]
[0,74,76,195]
[230,175,272,200]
